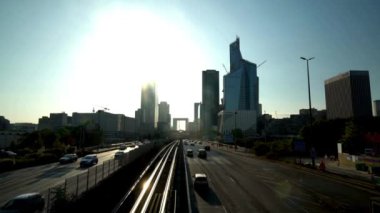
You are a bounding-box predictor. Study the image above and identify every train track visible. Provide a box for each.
[112,141,179,213]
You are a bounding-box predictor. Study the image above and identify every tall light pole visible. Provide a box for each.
[234,111,237,150]
[300,57,314,126]
[301,56,315,167]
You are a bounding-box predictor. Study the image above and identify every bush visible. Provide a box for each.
[254,143,270,156]
[0,159,14,172]
[355,163,368,171]
[371,167,380,176]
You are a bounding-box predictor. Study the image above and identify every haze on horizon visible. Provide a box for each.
[1,0,379,123]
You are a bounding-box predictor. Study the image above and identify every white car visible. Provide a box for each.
[194,173,209,191]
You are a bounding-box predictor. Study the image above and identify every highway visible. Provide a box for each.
[0,148,124,206]
[185,142,380,213]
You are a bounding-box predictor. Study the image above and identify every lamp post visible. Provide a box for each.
[300,57,314,126]
[300,56,315,167]
[234,111,237,150]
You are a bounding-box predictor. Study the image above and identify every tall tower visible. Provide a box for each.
[140,82,158,135]
[201,70,219,137]
[158,101,171,132]
[224,37,259,113]
[325,70,372,119]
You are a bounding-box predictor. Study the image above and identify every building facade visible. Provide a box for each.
[374,100,380,117]
[201,70,219,136]
[325,70,372,119]
[224,37,259,112]
[140,82,158,135]
[219,37,259,135]
[158,101,171,132]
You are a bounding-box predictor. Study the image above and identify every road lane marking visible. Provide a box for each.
[229,176,236,183]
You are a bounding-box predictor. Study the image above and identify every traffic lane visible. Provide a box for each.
[189,148,297,213]
[0,149,120,205]
[185,152,226,213]
[212,148,378,212]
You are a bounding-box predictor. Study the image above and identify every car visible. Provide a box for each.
[80,154,98,167]
[119,144,127,150]
[59,153,78,164]
[186,149,193,157]
[114,151,126,159]
[204,145,210,151]
[1,192,45,213]
[194,173,208,191]
[198,149,207,159]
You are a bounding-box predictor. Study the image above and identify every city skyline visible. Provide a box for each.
[1,0,380,123]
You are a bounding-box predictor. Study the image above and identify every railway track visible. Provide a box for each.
[112,141,179,213]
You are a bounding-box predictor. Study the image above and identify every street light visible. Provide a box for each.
[300,56,315,168]
[300,57,314,126]
[234,111,237,151]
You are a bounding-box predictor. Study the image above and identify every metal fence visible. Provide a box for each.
[43,142,155,212]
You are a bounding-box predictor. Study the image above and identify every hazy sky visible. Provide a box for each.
[1,0,379,123]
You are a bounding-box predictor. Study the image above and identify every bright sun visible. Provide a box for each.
[66,5,208,118]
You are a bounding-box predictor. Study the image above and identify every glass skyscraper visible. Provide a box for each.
[140,82,158,135]
[224,37,259,113]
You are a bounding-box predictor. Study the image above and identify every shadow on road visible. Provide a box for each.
[195,187,222,206]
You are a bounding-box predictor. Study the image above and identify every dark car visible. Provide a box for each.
[204,145,210,151]
[198,149,207,159]
[1,192,45,213]
[186,149,193,157]
[80,154,98,167]
[59,154,78,164]
[194,173,208,191]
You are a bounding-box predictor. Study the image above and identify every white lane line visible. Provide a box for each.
[229,176,236,183]
[223,205,229,213]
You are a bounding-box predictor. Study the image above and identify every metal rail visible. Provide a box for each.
[112,141,178,213]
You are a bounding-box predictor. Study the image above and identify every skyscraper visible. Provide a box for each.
[374,100,380,117]
[219,37,259,135]
[158,101,171,132]
[201,70,219,136]
[224,37,259,112]
[140,82,158,135]
[325,70,372,119]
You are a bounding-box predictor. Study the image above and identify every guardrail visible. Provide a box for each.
[113,141,178,213]
[43,142,155,213]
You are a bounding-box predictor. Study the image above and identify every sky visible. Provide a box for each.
[0,0,379,123]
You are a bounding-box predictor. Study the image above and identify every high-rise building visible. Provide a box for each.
[374,100,380,117]
[49,112,68,129]
[219,37,259,135]
[224,37,259,112]
[140,82,158,135]
[325,70,372,119]
[0,116,10,131]
[201,70,219,136]
[158,101,171,132]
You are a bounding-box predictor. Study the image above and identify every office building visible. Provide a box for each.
[224,37,259,112]
[49,112,69,129]
[158,101,171,132]
[140,82,158,135]
[325,70,372,119]
[0,116,10,130]
[374,100,380,117]
[219,37,259,135]
[201,70,219,136]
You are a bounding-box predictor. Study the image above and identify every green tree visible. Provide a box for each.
[340,120,363,154]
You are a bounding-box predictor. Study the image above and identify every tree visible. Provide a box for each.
[340,120,363,154]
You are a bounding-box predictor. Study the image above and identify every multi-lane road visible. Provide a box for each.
[0,149,120,205]
[185,142,380,213]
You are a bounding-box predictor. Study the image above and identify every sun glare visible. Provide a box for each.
[67,5,208,117]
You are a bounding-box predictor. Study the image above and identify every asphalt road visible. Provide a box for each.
[0,149,123,206]
[185,142,380,213]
